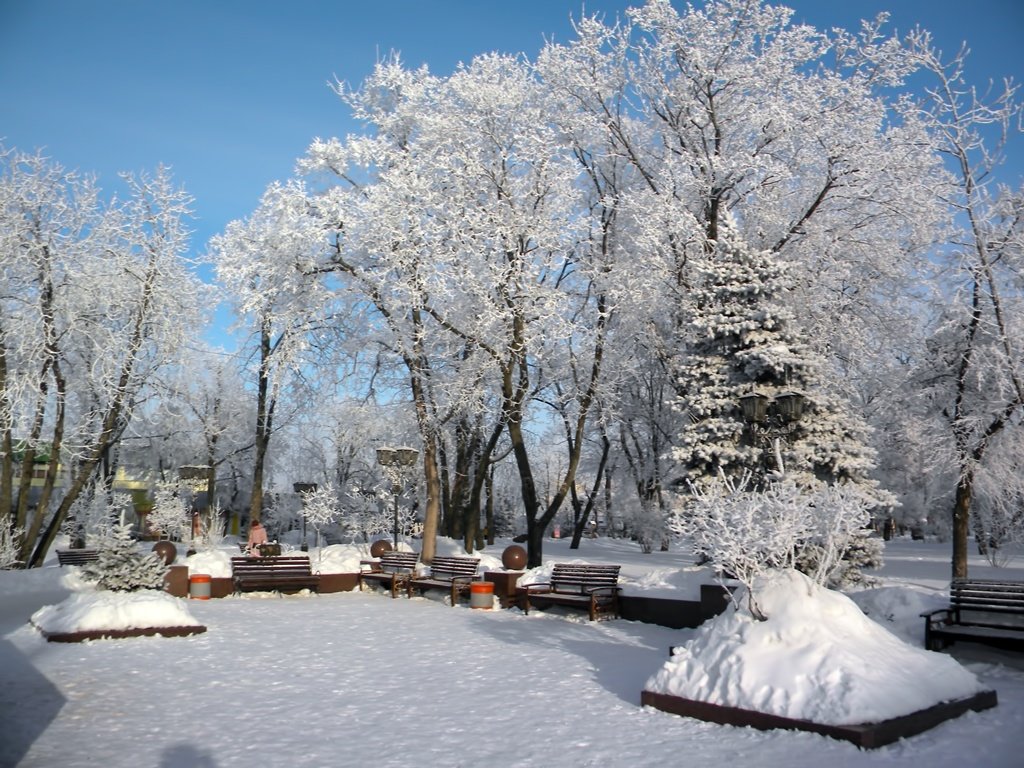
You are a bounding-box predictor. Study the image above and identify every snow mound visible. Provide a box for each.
[431,539,504,571]
[187,548,232,578]
[849,585,947,645]
[315,544,367,574]
[31,590,202,634]
[645,569,985,725]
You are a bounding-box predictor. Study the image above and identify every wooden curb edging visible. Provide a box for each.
[40,625,207,643]
[640,688,998,749]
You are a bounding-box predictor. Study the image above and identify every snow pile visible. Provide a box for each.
[186,548,232,578]
[645,569,985,725]
[622,566,712,600]
[850,585,948,645]
[430,538,505,571]
[31,589,201,634]
[314,543,367,573]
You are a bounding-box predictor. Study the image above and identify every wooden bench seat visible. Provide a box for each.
[922,578,1024,652]
[230,556,319,594]
[521,563,622,621]
[56,549,99,566]
[407,555,481,606]
[358,551,419,598]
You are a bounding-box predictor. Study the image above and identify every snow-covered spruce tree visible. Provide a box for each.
[80,522,167,592]
[673,215,884,496]
[671,216,887,584]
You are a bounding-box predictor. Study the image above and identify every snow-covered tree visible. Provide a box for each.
[211,180,328,527]
[80,522,167,592]
[902,31,1024,578]
[0,520,23,569]
[297,483,340,550]
[673,215,886,504]
[0,148,203,567]
[146,483,190,541]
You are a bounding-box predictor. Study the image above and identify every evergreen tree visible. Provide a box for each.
[80,522,167,592]
[673,214,886,505]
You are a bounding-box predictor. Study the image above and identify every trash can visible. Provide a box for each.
[469,580,494,610]
[189,573,212,600]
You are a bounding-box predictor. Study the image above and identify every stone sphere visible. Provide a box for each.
[501,544,527,570]
[370,539,393,558]
[151,540,177,565]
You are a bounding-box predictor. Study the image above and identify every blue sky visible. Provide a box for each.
[2,0,1022,286]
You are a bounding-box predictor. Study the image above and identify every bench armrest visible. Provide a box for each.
[921,608,951,624]
[524,582,553,594]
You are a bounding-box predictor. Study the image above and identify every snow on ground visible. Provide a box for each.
[1,536,1023,767]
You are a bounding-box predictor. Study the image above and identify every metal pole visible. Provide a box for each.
[393,488,400,549]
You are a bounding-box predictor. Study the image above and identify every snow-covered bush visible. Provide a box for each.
[193,504,228,550]
[146,483,190,541]
[346,484,419,544]
[795,530,884,589]
[80,523,167,592]
[619,496,666,554]
[299,483,340,549]
[1,521,23,569]
[671,473,874,618]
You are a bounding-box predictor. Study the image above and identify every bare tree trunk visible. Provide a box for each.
[951,470,972,579]
[248,317,275,525]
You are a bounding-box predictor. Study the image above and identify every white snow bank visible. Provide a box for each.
[313,543,367,573]
[186,548,232,578]
[850,585,948,645]
[31,589,202,634]
[645,569,985,725]
[621,565,712,600]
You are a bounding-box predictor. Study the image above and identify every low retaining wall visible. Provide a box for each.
[318,573,359,593]
[164,569,359,598]
[620,584,734,629]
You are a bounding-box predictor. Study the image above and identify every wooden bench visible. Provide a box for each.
[230,556,319,594]
[56,549,99,566]
[407,555,480,606]
[358,551,419,598]
[922,578,1024,652]
[520,563,622,621]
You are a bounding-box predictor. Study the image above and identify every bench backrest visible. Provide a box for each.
[951,580,1024,628]
[231,556,313,577]
[426,555,480,581]
[551,563,620,593]
[951,579,1024,614]
[378,551,419,573]
[56,549,99,566]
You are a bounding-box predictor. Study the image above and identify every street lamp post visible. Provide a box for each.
[738,391,805,478]
[293,483,317,552]
[376,446,419,548]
